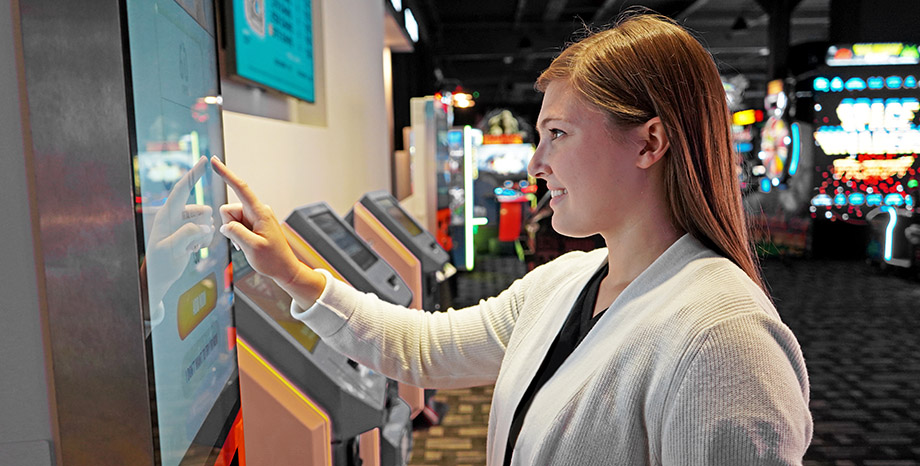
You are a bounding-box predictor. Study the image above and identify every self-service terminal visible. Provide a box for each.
[233,249,391,466]
[284,202,426,461]
[233,202,420,466]
[348,191,456,313]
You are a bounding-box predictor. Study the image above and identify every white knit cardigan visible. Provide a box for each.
[292,234,813,465]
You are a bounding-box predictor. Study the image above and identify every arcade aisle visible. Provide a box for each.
[408,253,920,466]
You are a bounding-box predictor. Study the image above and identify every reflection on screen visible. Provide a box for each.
[310,212,378,270]
[126,1,235,465]
[378,197,423,237]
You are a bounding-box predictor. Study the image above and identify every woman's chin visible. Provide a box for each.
[550,217,596,239]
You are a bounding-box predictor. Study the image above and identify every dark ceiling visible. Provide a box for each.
[403,0,831,113]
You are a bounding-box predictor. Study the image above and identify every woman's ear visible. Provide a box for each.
[636,117,670,169]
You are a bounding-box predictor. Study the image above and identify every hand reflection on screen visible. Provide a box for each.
[143,155,216,325]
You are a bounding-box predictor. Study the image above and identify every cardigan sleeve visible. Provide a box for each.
[660,311,813,465]
[290,267,529,389]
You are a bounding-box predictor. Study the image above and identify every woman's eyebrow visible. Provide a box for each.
[537,117,563,129]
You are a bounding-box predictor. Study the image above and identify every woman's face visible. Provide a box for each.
[528,80,650,239]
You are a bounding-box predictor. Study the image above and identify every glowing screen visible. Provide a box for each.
[230,0,315,102]
[125,1,236,465]
[310,212,378,270]
[378,197,424,237]
[811,52,920,222]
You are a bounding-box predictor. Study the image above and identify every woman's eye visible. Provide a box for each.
[550,129,565,140]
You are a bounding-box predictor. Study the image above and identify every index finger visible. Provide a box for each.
[210,156,262,212]
[163,155,208,213]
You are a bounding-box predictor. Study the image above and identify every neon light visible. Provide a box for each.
[886,76,903,89]
[883,206,897,261]
[760,178,772,192]
[906,76,917,88]
[789,123,800,176]
[813,77,830,92]
[848,193,866,205]
[834,193,848,206]
[471,217,488,226]
[844,77,866,90]
[404,9,419,43]
[811,194,833,206]
[831,77,844,91]
[463,125,474,271]
[885,193,905,206]
[868,76,885,89]
[867,193,883,206]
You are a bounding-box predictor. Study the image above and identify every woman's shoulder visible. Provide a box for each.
[660,255,780,330]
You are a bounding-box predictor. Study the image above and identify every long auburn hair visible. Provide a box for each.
[536,12,766,291]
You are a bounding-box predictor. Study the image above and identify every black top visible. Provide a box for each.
[503,261,610,466]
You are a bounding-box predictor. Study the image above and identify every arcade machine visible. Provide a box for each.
[444,126,485,271]
[347,191,458,426]
[732,108,765,194]
[473,141,537,258]
[747,79,812,257]
[810,42,920,264]
[404,95,454,254]
[284,202,425,463]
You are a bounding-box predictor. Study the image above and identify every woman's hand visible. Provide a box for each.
[210,156,325,305]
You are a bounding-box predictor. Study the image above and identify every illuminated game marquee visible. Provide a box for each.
[811,43,920,222]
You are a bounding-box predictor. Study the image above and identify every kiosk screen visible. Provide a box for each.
[126,1,237,465]
[311,212,378,270]
[378,197,424,236]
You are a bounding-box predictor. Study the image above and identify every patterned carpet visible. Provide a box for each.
[408,253,920,466]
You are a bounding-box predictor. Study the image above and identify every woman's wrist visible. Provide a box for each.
[276,262,327,309]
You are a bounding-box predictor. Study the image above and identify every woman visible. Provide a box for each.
[212,12,812,465]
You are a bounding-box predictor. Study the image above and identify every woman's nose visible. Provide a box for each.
[528,145,549,178]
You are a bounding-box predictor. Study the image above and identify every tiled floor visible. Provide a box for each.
[409,253,920,465]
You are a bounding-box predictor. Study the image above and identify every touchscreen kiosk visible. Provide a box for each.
[285,203,413,307]
[232,248,393,466]
[282,203,424,445]
[125,1,240,464]
[349,191,455,312]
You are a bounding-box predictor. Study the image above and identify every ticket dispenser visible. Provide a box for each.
[284,202,421,464]
[233,247,392,466]
[348,191,456,313]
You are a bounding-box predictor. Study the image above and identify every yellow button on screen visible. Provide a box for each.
[177,273,218,340]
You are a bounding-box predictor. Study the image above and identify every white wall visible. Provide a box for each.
[0,0,54,464]
[222,0,390,218]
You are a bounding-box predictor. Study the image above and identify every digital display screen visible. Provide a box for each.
[476,143,535,177]
[811,62,920,221]
[311,212,378,270]
[378,197,423,236]
[230,0,315,102]
[126,1,236,465]
[233,250,321,353]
